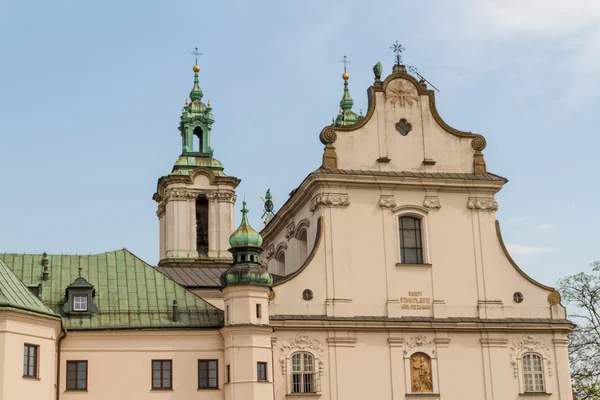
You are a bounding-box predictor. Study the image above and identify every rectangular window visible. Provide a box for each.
[257,362,267,381]
[226,365,230,383]
[399,216,423,264]
[198,360,218,389]
[73,295,88,311]
[256,303,262,318]
[23,344,38,378]
[66,361,87,391]
[152,360,172,390]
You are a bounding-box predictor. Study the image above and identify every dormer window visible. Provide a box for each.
[73,295,88,312]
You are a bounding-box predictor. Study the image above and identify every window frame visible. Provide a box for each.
[66,360,88,391]
[72,294,88,312]
[256,303,262,319]
[198,359,219,390]
[399,215,424,264]
[23,343,38,378]
[522,353,546,393]
[392,206,431,265]
[257,362,267,382]
[151,359,173,391]
[291,352,316,394]
[226,364,230,383]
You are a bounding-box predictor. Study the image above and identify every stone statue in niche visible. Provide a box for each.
[410,352,433,393]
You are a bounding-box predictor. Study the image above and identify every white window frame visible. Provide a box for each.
[392,205,430,265]
[73,294,88,311]
[280,348,323,395]
[514,351,552,394]
[404,347,439,395]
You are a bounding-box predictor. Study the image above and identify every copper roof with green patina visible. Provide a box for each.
[170,155,227,176]
[0,249,223,330]
[0,258,57,318]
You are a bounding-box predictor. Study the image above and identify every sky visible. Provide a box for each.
[0,0,599,288]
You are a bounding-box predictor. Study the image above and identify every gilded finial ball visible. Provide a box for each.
[207,100,211,107]
[360,109,363,115]
[342,72,350,80]
[193,64,200,73]
[185,98,189,105]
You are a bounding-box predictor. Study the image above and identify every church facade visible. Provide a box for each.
[0,54,573,400]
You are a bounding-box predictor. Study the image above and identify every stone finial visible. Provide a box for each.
[172,299,179,322]
[373,62,383,84]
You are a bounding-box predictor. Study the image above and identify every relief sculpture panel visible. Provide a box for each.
[410,352,433,393]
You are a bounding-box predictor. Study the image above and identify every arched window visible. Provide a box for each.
[297,229,308,260]
[274,250,286,276]
[522,353,545,393]
[291,353,315,393]
[196,197,209,254]
[399,216,423,264]
[193,127,203,152]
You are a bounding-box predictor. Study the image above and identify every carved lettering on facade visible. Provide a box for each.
[279,335,325,377]
[285,222,296,239]
[309,193,350,213]
[410,352,434,393]
[467,197,499,211]
[423,196,441,210]
[379,195,397,209]
[510,334,553,378]
[400,291,432,310]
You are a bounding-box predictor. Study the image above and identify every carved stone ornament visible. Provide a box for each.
[423,196,441,210]
[319,128,337,145]
[206,192,237,203]
[265,244,275,260]
[309,193,350,213]
[279,335,325,377]
[547,291,561,305]
[510,334,553,379]
[379,195,397,209]
[156,203,166,218]
[471,135,487,151]
[404,334,434,356]
[467,197,499,211]
[164,189,198,201]
[386,79,419,108]
[285,222,296,239]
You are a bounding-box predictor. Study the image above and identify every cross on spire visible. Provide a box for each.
[340,55,351,73]
[390,41,406,65]
[190,47,203,65]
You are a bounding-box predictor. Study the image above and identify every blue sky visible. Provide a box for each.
[0,0,598,288]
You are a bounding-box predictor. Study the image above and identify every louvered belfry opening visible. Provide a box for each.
[196,196,209,255]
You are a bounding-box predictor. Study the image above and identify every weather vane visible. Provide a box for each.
[260,189,277,225]
[390,41,406,65]
[340,55,351,73]
[408,65,440,92]
[190,47,203,65]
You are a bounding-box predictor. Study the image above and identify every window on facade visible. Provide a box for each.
[297,229,308,260]
[152,360,172,390]
[523,353,545,393]
[256,303,262,318]
[275,251,286,276]
[196,196,209,255]
[66,361,88,391]
[73,295,88,311]
[198,360,218,389]
[291,353,315,393]
[226,365,230,383]
[23,344,38,378]
[257,362,267,381]
[399,216,423,264]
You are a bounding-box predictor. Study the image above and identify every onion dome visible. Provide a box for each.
[220,202,272,288]
[228,201,263,248]
[333,71,364,127]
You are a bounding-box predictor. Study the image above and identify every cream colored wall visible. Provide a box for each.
[59,330,224,399]
[271,329,571,400]
[0,312,59,400]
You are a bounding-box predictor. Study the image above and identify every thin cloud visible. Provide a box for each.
[535,223,552,232]
[506,243,560,255]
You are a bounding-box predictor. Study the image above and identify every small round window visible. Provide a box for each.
[513,292,523,303]
[302,289,313,301]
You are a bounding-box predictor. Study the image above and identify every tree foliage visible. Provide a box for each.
[558,261,600,400]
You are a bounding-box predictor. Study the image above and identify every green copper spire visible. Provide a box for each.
[220,201,272,288]
[333,56,364,127]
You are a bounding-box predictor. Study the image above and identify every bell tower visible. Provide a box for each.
[153,58,240,267]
